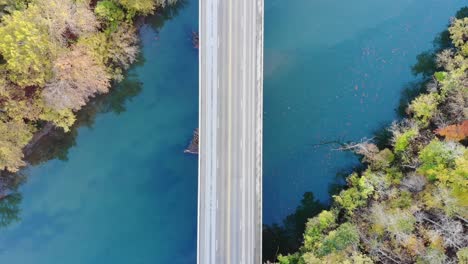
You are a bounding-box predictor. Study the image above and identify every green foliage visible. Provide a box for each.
[39,107,76,132]
[389,190,412,209]
[434,71,446,82]
[457,247,468,263]
[334,173,373,216]
[95,0,125,29]
[77,32,110,65]
[408,93,439,127]
[278,253,302,264]
[449,18,468,56]
[384,167,404,185]
[387,210,416,235]
[117,0,155,16]
[303,210,337,251]
[369,148,395,170]
[394,128,418,153]
[0,0,30,16]
[0,9,52,86]
[316,223,359,257]
[0,117,33,172]
[418,139,462,182]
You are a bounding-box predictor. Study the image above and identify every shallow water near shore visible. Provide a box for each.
[0,1,199,263]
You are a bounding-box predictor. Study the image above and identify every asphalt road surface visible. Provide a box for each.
[198,0,263,263]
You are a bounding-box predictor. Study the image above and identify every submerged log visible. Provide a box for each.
[184,128,199,154]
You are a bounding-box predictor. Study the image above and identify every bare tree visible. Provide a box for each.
[33,0,98,45]
[400,173,427,192]
[43,46,111,110]
[415,212,467,250]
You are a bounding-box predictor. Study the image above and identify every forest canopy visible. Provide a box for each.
[0,0,177,172]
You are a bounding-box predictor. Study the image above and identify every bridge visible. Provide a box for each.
[197,0,264,262]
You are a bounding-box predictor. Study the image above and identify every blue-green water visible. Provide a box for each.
[264,0,466,224]
[0,1,199,263]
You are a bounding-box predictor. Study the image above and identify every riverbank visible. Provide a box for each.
[0,0,180,189]
[276,8,467,263]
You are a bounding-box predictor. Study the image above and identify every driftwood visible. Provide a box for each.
[184,128,199,154]
[333,137,377,156]
[192,31,199,49]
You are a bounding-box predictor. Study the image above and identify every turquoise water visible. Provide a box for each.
[264,0,467,224]
[0,1,199,263]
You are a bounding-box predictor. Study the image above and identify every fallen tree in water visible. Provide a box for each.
[184,128,199,154]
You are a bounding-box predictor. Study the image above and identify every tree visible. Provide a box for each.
[117,0,156,16]
[393,128,418,153]
[334,172,375,216]
[408,93,440,127]
[76,25,139,81]
[117,0,179,17]
[303,210,337,251]
[107,23,139,70]
[0,8,52,86]
[316,223,360,257]
[42,46,111,111]
[32,0,98,45]
[418,139,463,182]
[435,120,468,141]
[0,117,33,172]
[38,106,76,132]
[95,0,125,29]
[0,0,29,17]
[449,17,468,56]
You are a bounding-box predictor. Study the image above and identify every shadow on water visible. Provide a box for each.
[397,6,468,117]
[0,170,25,228]
[263,192,325,262]
[0,1,190,230]
[144,0,188,30]
[25,75,143,165]
[263,7,468,261]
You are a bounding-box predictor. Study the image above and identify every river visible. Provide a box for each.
[0,0,466,263]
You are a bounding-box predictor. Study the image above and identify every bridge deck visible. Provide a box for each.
[198,0,263,262]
